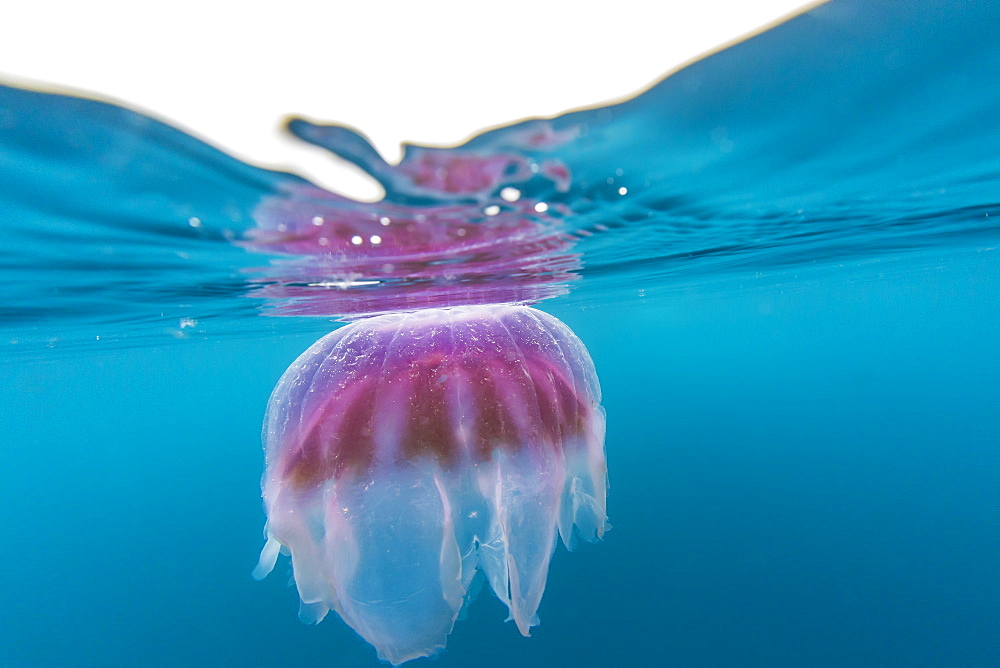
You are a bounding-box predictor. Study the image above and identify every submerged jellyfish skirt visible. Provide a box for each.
[254,304,607,664]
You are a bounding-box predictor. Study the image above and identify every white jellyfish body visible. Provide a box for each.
[254,304,607,664]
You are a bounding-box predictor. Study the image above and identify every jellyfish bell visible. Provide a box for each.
[254,304,607,665]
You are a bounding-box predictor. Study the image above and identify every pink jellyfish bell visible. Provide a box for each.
[253,304,607,664]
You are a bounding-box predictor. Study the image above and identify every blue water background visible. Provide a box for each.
[1,0,998,664]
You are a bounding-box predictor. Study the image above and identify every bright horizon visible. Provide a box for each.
[1,1,815,199]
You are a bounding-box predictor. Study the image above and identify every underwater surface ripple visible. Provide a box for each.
[1,0,998,351]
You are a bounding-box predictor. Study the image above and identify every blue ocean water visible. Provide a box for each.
[2,0,998,665]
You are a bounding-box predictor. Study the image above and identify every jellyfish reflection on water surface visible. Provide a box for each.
[253,304,607,664]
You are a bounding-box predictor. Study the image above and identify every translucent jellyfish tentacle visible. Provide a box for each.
[439,309,484,597]
[432,472,465,613]
[542,309,608,543]
[255,326,349,581]
[490,447,564,636]
[487,308,568,632]
[476,457,514,617]
[523,308,608,547]
[251,534,281,581]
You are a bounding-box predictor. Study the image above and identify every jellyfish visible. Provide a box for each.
[253,304,607,664]
[240,181,581,318]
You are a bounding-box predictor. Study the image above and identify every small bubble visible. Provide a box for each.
[484,205,501,216]
[187,217,202,228]
[606,177,615,185]
[534,202,549,213]
[318,237,330,246]
[351,235,363,245]
[276,223,288,232]
[379,217,391,226]
[618,187,628,196]
[456,228,467,236]
[500,187,521,202]
[370,235,382,245]
[312,216,324,226]
[615,168,624,177]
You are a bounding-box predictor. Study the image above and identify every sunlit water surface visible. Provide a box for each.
[2,1,998,665]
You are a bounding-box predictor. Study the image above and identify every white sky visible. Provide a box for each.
[0,1,814,199]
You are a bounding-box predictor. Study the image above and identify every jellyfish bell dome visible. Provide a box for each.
[254,304,607,665]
